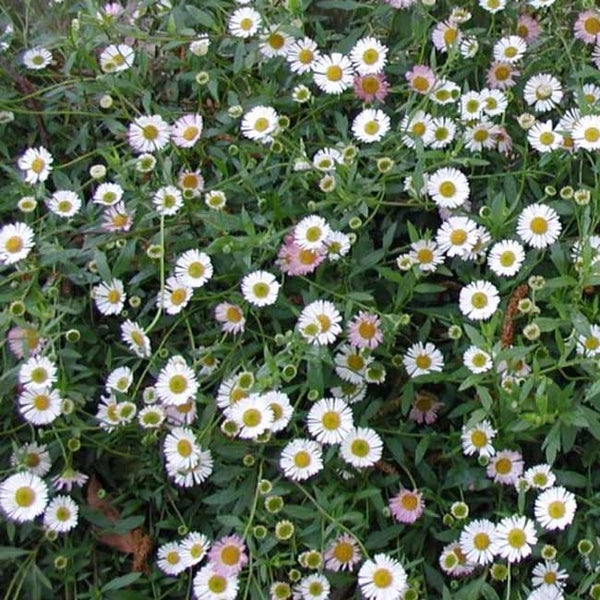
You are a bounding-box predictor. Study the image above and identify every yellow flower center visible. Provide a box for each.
[439,181,456,198]
[474,129,489,143]
[30,368,48,385]
[449,229,467,245]
[362,48,379,65]
[415,354,431,370]
[226,306,242,323]
[169,374,188,394]
[208,574,227,592]
[31,157,45,173]
[412,122,426,136]
[15,486,35,508]
[242,408,262,427]
[444,27,458,45]
[298,48,313,64]
[107,289,121,304]
[530,216,548,235]
[361,75,380,94]
[400,493,418,511]
[584,16,600,35]
[240,18,253,31]
[507,528,526,549]
[294,450,311,468]
[548,501,566,519]
[539,131,555,146]
[471,292,488,309]
[252,282,269,298]
[182,126,199,141]
[472,353,488,368]
[170,288,187,305]
[504,46,518,58]
[333,542,354,563]
[306,226,322,242]
[416,248,433,263]
[166,551,180,565]
[142,124,159,140]
[372,568,392,588]
[56,506,71,521]
[584,127,600,143]
[268,33,285,50]
[473,532,490,550]
[5,236,23,254]
[412,75,430,92]
[322,411,341,430]
[177,439,193,457]
[358,321,377,339]
[470,430,488,448]
[495,457,512,475]
[220,545,240,566]
[494,65,510,81]
[350,439,370,457]
[364,121,380,135]
[316,314,332,332]
[326,65,343,82]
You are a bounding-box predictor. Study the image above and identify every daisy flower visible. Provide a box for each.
[525,464,556,490]
[352,109,390,143]
[461,420,496,457]
[157,541,189,576]
[406,64,436,94]
[430,117,456,149]
[479,0,507,13]
[436,216,478,258]
[208,535,248,576]
[481,88,508,117]
[494,36,527,63]
[334,345,371,384]
[46,190,81,218]
[517,203,562,249]
[459,280,500,321]
[298,574,330,599]
[181,531,211,567]
[167,449,213,487]
[324,534,362,572]
[228,7,261,38]
[487,61,520,90]
[432,20,461,52]
[528,120,561,153]
[409,240,444,273]
[171,114,203,148]
[427,168,469,209]
[491,515,537,563]
[164,426,200,470]
[23,47,52,69]
[259,26,292,59]
[128,115,171,153]
[340,427,383,468]
[287,37,320,74]
[307,397,353,445]
[439,543,475,577]
[517,14,541,42]
[313,53,354,95]
[350,37,388,74]
[409,391,442,424]
[0,472,48,522]
[280,438,324,481]
[178,170,205,198]
[358,553,408,600]
[189,36,210,57]
[241,270,280,307]
[574,10,600,44]
[17,146,53,184]
[19,355,57,391]
[347,312,382,350]
[158,277,192,315]
[403,342,444,377]
[460,90,484,120]
[93,182,123,206]
[19,388,62,425]
[138,406,166,429]
[487,240,526,277]
[11,442,51,477]
[156,355,198,406]
[263,390,293,433]
[229,394,274,439]
[527,588,564,600]
[534,487,577,531]
[487,449,524,485]
[353,73,389,102]
[175,250,213,288]
[297,300,342,345]
[577,325,600,356]
[459,519,497,565]
[241,106,279,143]
[524,74,563,112]
[294,215,331,250]
[7,325,44,359]
[102,202,134,232]
[153,185,183,216]
[120,320,151,358]
[52,469,88,492]
[43,495,79,533]
[99,44,134,73]
[572,115,600,150]
[0,222,35,265]
[463,346,493,374]
[464,120,500,152]
[214,302,245,335]
[389,489,425,524]
[193,564,239,600]
[531,560,568,591]
[400,110,434,148]
[105,366,133,394]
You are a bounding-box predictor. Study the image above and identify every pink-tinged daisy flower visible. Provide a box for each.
[409,392,442,425]
[389,489,425,524]
[101,202,135,232]
[384,0,418,7]
[324,534,362,572]
[347,312,383,349]
[487,450,524,485]
[353,73,389,103]
[208,535,248,576]
[7,325,45,359]
[486,62,520,90]
[517,14,541,42]
[52,468,89,492]
[574,10,600,45]
[276,234,325,276]
[214,302,246,335]
[405,65,436,95]
[432,20,461,53]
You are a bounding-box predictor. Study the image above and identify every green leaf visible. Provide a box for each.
[0,546,29,560]
[101,573,143,592]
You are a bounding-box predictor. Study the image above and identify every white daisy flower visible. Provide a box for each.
[491,515,538,563]
[481,88,508,117]
[427,168,470,209]
[487,240,526,277]
[325,231,351,261]
[11,443,51,477]
[0,222,35,265]
[350,37,388,75]
[43,495,79,533]
[47,190,81,218]
[229,394,275,439]
[430,79,461,105]
[400,110,435,148]
[99,44,134,73]
[478,0,507,13]
[299,574,331,600]
[164,427,201,470]
[524,464,556,490]
[459,519,497,565]
[93,279,126,316]
[463,346,493,374]
[158,277,193,315]
[312,53,354,95]
[215,302,246,335]
[459,280,500,321]
[294,215,331,250]
[228,7,261,38]
[352,109,390,143]
[524,74,563,113]
[128,115,171,153]
[17,146,53,184]
[429,117,457,149]
[461,420,496,457]
[138,406,166,429]
[260,26,293,58]
[157,541,189,576]
[153,185,183,216]
[0,472,48,522]
[408,240,444,273]
[403,342,444,377]
[120,320,151,358]
[340,427,383,468]
[156,355,198,406]
[262,390,293,433]
[488,450,524,485]
[335,344,372,384]
[167,449,213,487]
[297,300,342,346]
[181,531,211,567]
[175,250,213,288]
[517,203,562,249]
[464,120,500,152]
[460,91,485,121]
[312,148,342,172]
[105,366,133,394]
[23,47,52,70]
[577,324,600,356]
[436,216,479,258]
[307,397,354,445]
[493,36,527,63]
[19,388,62,425]
[531,560,568,591]
[241,270,280,307]
[193,564,239,599]
[527,588,563,600]
[287,37,321,74]
[93,182,123,207]
[241,105,279,143]
[19,355,57,391]
[280,439,324,481]
[189,36,210,57]
[358,553,408,600]
[528,120,561,153]
[572,115,600,150]
[534,487,577,531]
[171,114,203,148]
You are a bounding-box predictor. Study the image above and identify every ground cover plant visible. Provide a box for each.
[2,0,600,598]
